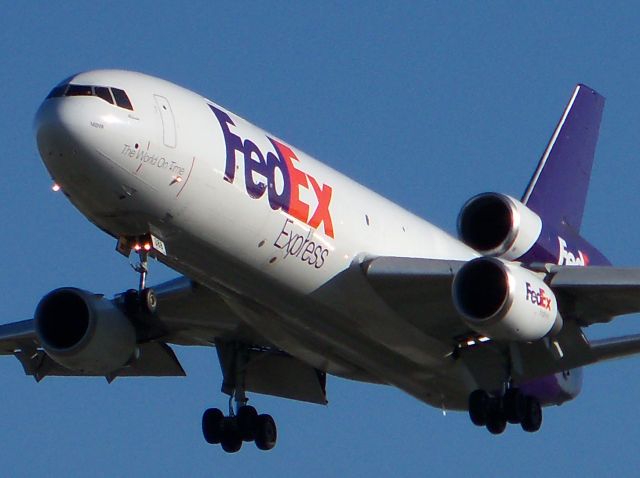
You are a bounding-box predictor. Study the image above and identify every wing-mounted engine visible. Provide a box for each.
[35,288,137,374]
[452,257,562,341]
[457,193,542,260]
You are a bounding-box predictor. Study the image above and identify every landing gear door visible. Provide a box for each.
[154,94,177,148]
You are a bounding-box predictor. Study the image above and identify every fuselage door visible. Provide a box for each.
[154,94,177,148]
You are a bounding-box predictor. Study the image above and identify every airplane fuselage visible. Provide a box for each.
[34,70,578,410]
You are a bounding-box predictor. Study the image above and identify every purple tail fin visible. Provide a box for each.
[522,84,605,232]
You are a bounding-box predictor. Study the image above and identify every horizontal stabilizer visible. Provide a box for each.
[589,335,640,363]
[549,265,640,323]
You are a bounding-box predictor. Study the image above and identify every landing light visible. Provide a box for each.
[52,183,61,192]
[169,176,183,186]
[456,334,492,350]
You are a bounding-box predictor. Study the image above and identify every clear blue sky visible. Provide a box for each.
[1,2,640,476]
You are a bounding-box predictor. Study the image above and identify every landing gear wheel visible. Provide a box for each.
[486,410,507,435]
[503,388,526,424]
[254,414,277,451]
[141,288,157,315]
[237,405,258,442]
[123,289,140,315]
[202,408,224,444]
[521,396,542,433]
[468,389,490,426]
[220,417,242,453]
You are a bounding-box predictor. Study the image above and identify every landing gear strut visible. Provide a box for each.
[468,388,542,434]
[202,342,277,453]
[123,248,158,316]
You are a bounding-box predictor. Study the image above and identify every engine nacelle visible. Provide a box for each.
[457,193,542,260]
[452,257,562,342]
[35,288,137,375]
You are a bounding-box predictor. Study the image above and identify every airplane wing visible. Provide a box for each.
[548,265,640,324]
[361,256,468,341]
[0,318,186,381]
[4,258,638,403]
[0,277,327,403]
[362,256,640,383]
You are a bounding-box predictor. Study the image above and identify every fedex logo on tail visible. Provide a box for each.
[526,282,552,310]
[210,105,334,238]
[558,237,588,266]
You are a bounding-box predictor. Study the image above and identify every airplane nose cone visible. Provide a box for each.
[34,98,73,170]
[33,93,113,206]
[33,91,111,188]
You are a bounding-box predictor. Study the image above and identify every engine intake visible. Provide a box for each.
[452,257,562,342]
[35,288,137,374]
[458,193,542,260]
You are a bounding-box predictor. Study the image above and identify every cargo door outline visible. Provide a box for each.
[154,94,177,148]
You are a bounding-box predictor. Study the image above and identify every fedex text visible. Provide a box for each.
[525,282,552,310]
[210,105,334,238]
[274,219,329,269]
[558,237,588,266]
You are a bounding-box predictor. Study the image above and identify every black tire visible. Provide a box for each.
[220,417,242,453]
[254,414,277,451]
[468,390,490,426]
[521,396,542,433]
[123,289,140,315]
[202,408,224,444]
[141,288,158,315]
[503,388,526,424]
[237,405,258,442]
[486,410,507,435]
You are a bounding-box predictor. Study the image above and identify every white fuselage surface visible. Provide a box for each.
[35,70,479,409]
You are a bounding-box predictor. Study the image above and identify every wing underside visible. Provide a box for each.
[2,259,640,403]
[0,278,327,403]
[362,256,640,384]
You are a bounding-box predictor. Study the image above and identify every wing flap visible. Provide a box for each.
[16,342,186,382]
[243,351,327,404]
[0,318,185,381]
[216,341,327,405]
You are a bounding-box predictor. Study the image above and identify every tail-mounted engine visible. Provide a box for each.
[35,288,137,375]
[452,257,562,342]
[457,193,542,260]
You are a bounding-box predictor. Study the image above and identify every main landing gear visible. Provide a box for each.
[468,388,542,434]
[202,402,277,453]
[202,342,277,453]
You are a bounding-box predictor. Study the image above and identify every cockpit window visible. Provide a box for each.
[94,86,114,105]
[46,84,68,99]
[66,84,93,96]
[111,88,134,111]
[46,82,134,111]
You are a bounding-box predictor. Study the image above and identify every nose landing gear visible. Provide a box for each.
[129,248,158,315]
[117,235,159,317]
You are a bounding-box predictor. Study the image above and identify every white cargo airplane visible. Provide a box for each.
[3,71,640,452]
